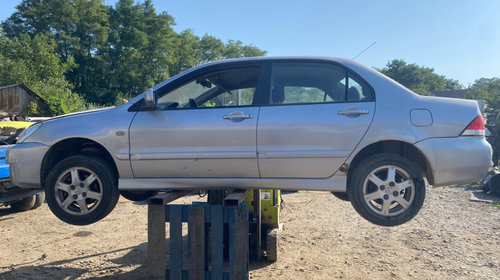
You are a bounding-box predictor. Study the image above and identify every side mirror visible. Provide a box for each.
[143,88,155,110]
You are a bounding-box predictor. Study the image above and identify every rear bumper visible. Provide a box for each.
[6,142,49,189]
[416,136,492,186]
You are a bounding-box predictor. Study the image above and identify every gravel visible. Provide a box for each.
[0,184,499,279]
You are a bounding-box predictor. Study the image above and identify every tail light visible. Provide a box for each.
[461,115,485,136]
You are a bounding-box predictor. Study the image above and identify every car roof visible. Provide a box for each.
[153,56,372,91]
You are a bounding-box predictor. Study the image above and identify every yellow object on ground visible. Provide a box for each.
[0,121,33,129]
[244,189,281,227]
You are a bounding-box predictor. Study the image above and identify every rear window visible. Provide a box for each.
[270,62,373,105]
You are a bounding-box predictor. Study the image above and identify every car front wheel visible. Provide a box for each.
[45,155,119,225]
[348,154,425,226]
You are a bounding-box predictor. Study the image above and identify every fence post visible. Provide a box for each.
[229,205,249,280]
[169,205,183,280]
[147,203,166,280]
[188,205,205,280]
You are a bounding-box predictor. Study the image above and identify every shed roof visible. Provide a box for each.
[0,83,48,104]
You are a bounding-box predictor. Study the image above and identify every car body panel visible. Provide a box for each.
[9,108,137,183]
[118,174,347,192]
[416,136,491,186]
[257,102,375,178]
[6,142,49,188]
[129,107,261,178]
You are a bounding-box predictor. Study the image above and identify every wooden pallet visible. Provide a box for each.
[148,192,249,280]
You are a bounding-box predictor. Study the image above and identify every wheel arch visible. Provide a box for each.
[347,140,434,186]
[40,138,118,189]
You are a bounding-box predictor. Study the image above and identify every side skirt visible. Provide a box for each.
[119,175,346,192]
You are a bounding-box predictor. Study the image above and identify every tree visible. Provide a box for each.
[378,59,462,96]
[223,40,266,59]
[0,33,87,116]
[2,0,113,103]
[107,0,177,101]
[2,0,267,106]
[199,34,224,63]
[464,78,500,123]
[169,29,201,75]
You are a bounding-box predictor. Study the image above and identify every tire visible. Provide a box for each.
[120,190,158,201]
[31,192,45,209]
[45,155,119,225]
[10,196,36,212]
[348,154,425,227]
[331,192,350,201]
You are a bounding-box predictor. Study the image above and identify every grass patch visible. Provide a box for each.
[494,203,500,209]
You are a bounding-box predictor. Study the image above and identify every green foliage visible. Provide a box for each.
[27,101,38,116]
[464,78,500,123]
[169,29,201,75]
[378,59,462,96]
[106,0,178,101]
[0,33,87,116]
[199,34,225,63]
[223,40,266,59]
[2,0,267,106]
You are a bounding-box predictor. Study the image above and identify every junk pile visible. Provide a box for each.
[0,113,45,211]
[479,168,500,197]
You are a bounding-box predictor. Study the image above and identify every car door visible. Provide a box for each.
[257,61,375,178]
[129,65,263,178]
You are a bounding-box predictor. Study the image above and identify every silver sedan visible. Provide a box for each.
[7,57,492,226]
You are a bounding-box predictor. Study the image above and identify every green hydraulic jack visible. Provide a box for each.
[208,189,282,262]
[244,189,281,261]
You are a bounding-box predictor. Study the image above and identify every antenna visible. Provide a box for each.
[352,42,376,60]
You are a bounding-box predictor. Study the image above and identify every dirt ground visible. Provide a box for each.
[0,185,499,280]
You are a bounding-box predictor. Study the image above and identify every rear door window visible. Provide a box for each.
[269,62,373,105]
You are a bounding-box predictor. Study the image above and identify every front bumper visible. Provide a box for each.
[416,136,492,186]
[6,142,50,189]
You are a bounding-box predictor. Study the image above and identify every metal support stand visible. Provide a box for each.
[253,189,261,261]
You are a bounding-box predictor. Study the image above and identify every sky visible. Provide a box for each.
[1,0,499,87]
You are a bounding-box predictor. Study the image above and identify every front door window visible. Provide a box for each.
[157,67,261,109]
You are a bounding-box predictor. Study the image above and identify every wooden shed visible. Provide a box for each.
[0,83,48,116]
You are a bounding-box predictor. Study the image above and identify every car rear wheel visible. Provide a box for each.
[45,155,119,225]
[348,154,425,226]
[120,190,158,201]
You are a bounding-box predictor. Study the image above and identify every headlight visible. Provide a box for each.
[17,123,42,143]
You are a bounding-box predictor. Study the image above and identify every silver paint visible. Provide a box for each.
[6,56,492,191]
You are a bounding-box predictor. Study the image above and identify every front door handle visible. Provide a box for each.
[223,112,253,121]
[338,108,369,117]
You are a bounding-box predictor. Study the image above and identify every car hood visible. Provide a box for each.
[43,107,116,123]
[23,104,136,147]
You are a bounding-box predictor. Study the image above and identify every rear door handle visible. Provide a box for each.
[338,108,369,117]
[223,112,253,120]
